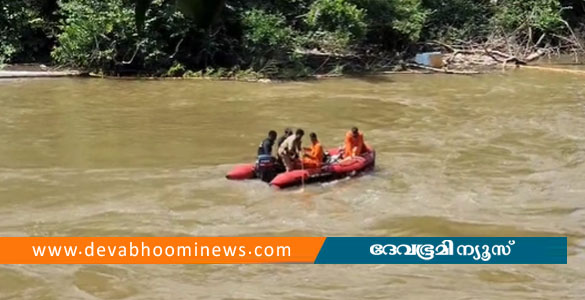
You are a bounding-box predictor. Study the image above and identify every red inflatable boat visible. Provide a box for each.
[226,147,375,189]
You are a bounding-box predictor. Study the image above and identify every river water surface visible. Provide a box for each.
[0,70,584,299]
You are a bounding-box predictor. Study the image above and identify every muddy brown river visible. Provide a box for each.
[0,70,584,299]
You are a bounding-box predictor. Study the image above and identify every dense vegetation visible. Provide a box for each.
[2,0,584,77]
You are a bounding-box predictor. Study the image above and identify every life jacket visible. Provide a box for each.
[257,138,274,156]
[304,142,324,167]
[344,131,364,157]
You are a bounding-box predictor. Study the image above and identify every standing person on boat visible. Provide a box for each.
[257,130,277,156]
[277,128,293,148]
[302,132,324,169]
[276,128,292,166]
[278,129,304,172]
[344,127,365,158]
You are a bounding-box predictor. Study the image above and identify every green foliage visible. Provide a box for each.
[242,10,294,50]
[52,0,197,73]
[0,2,24,63]
[387,0,428,41]
[422,0,494,41]
[241,9,296,67]
[134,0,152,32]
[3,0,585,76]
[134,0,225,31]
[306,0,366,42]
[494,0,564,33]
[165,61,186,76]
[300,30,354,52]
[0,0,55,63]
[0,44,16,66]
[52,0,137,70]
[349,0,429,48]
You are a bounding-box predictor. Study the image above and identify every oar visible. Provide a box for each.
[300,154,305,192]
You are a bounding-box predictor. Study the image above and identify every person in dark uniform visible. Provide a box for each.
[256,130,280,182]
[258,130,277,156]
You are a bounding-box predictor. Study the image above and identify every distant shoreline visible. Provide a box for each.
[3,58,584,81]
[0,64,88,79]
[0,70,88,79]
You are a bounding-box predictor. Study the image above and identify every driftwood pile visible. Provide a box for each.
[410,20,585,75]
[427,40,548,70]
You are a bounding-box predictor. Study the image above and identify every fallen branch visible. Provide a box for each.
[524,49,547,62]
[481,45,526,65]
[426,40,456,52]
[293,49,358,58]
[443,47,523,64]
[534,33,547,49]
[406,63,479,75]
[312,55,331,75]
[559,7,584,51]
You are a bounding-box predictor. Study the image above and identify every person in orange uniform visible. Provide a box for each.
[344,127,365,158]
[302,132,324,169]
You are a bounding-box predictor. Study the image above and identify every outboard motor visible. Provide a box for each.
[255,154,279,182]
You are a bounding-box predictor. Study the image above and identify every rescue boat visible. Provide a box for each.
[226,147,375,189]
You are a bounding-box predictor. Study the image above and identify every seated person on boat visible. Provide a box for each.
[344,127,367,158]
[302,132,324,169]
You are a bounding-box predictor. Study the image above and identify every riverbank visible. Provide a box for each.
[0,70,88,79]
[3,53,585,82]
[0,64,88,79]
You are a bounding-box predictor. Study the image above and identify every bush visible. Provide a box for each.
[0,44,16,66]
[351,0,429,48]
[306,0,367,43]
[241,9,296,68]
[51,0,138,70]
[1,2,25,63]
[389,0,429,42]
[421,0,494,42]
[299,30,354,52]
[493,0,564,33]
[242,10,294,49]
[4,0,582,76]
[165,61,186,77]
[52,0,206,74]
[0,1,55,64]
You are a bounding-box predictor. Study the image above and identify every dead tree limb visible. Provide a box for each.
[406,63,479,75]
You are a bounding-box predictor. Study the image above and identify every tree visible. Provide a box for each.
[134,0,225,32]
